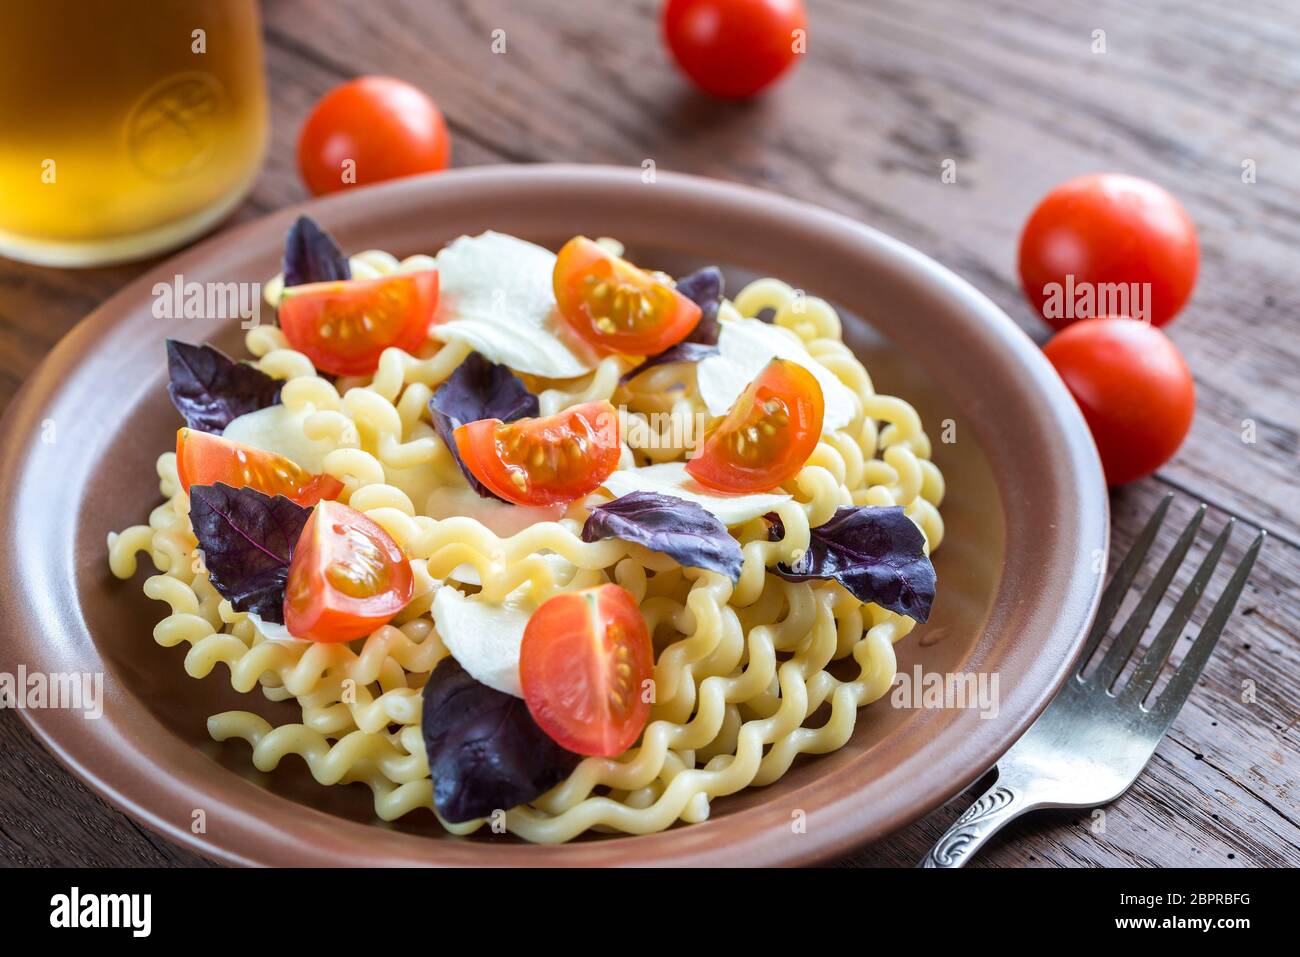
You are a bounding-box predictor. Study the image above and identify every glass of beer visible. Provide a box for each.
[0,0,268,267]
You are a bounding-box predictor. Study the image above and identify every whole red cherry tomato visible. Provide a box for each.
[662,0,806,99]
[1019,173,1199,330]
[1043,318,1195,485]
[298,76,451,196]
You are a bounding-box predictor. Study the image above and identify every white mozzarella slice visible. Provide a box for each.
[447,564,482,586]
[599,462,789,526]
[246,612,310,644]
[432,231,598,378]
[697,317,857,431]
[223,404,337,474]
[432,586,530,698]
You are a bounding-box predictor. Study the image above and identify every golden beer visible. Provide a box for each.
[0,0,267,266]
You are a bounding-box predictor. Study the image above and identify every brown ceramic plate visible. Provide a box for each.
[0,165,1107,866]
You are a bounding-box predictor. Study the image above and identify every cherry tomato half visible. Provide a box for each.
[686,358,823,493]
[520,584,654,757]
[1043,318,1195,486]
[278,270,439,376]
[176,428,343,506]
[662,0,806,99]
[552,237,701,356]
[298,76,451,197]
[283,501,414,643]
[1018,173,1199,330]
[453,400,621,507]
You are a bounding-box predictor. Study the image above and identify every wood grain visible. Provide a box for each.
[1,0,1296,868]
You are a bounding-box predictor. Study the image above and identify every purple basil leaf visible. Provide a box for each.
[188,483,313,624]
[429,353,539,500]
[619,341,719,384]
[282,215,351,288]
[676,266,724,345]
[768,506,935,622]
[422,657,580,824]
[582,491,742,582]
[166,339,282,434]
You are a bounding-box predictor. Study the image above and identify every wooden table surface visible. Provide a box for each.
[1,0,1297,868]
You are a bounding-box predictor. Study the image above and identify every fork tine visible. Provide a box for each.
[1091,504,1206,690]
[1121,519,1234,705]
[1150,529,1266,723]
[1077,493,1173,674]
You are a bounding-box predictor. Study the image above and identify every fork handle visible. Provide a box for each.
[919,778,1041,868]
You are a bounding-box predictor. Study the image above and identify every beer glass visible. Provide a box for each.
[0,0,268,266]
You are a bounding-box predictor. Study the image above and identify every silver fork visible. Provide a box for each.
[919,495,1266,868]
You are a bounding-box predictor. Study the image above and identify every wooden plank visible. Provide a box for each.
[0,712,212,867]
[0,0,1295,866]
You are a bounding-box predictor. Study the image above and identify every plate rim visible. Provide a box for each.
[0,163,1108,866]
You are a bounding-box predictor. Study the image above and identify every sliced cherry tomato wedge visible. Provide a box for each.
[519,584,653,757]
[283,501,413,643]
[686,358,823,493]
[453,400,621,507]
[176,427,343,506]
[278,269,439,376]
[553,236,701,356]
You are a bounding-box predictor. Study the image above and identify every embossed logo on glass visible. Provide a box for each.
[125,71,225,180]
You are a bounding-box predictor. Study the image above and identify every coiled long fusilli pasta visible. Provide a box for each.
[108,252,943,843]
